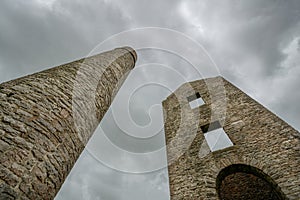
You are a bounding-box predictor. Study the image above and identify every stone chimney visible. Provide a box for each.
[0,47,137,199]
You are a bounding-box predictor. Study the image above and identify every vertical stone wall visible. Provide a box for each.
[0,47,137,199]
[219,172,280,200]
[163,77,300,199]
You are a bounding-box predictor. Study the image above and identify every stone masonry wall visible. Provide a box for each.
[163,76,300,199]
[0,47,137,199]
[219,172,281,200]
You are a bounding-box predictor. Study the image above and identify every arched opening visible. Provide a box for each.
[216,164,286,200]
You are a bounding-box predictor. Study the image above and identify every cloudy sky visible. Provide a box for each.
[1,0,300,199]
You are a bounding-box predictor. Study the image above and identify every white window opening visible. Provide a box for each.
[187,92,205,109]
[201,121,233,152]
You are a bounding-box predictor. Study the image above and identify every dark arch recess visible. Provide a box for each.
[216,164,287,200]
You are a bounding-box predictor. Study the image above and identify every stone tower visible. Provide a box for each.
[163,76,300,200]
[0,47,137,199]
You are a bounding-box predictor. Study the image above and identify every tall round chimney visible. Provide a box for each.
[0,47,137,199]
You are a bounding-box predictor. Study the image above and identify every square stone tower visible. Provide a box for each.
[163,76,300,200]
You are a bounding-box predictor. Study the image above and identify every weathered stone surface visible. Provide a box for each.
[0,47,137,199]
[163,77,300,199]
[219,172,280,200]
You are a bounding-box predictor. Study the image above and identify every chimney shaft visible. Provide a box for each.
[0,47,137,199]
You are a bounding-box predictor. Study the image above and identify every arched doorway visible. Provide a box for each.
[216,164,286,200]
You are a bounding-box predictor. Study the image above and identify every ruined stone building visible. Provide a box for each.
[0,47,137,199]
[163,77,300,199]
[0,46,299,200]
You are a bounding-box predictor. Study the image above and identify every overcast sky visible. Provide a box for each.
[1,0,300,199]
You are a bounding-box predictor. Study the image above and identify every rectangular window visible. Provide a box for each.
[201,121,233,152]
[187,92,205,109]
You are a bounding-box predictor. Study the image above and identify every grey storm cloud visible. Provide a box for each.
[0,0,130,82]
[0,0,300,200]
